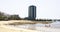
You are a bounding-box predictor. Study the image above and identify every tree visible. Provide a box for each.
[8,15,21,20]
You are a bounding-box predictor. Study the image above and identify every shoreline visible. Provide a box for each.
[0,20,60,32]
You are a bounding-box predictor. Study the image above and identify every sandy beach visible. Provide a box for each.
[0,20,41,32]
[0,20,60,32]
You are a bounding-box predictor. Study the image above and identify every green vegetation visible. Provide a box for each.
[0,11,21,21]
[8,15,21,20]
[0,16,7,20]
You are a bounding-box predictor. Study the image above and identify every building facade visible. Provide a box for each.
[28,5,36,20]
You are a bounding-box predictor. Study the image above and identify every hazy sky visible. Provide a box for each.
[0,0,60,19]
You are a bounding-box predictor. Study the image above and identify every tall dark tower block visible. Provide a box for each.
[28,5,36,20]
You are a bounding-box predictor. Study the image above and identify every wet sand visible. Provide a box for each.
[0,20,41,32]
[0,20,60,32]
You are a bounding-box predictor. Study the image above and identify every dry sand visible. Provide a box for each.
[0,20,41,32]
[0,20,60,32]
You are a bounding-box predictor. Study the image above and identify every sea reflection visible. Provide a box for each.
[14,23,47,30]
[8,21,60,30]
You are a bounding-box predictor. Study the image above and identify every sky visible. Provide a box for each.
[0,0,60,19]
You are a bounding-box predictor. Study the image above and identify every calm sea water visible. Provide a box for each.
[9,21,60,30]
[50,21,60,28]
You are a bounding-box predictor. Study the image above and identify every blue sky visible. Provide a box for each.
[0,0,60,19]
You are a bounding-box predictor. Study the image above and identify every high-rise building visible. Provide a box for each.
[24,5,36,20]
[28,5,36,20]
